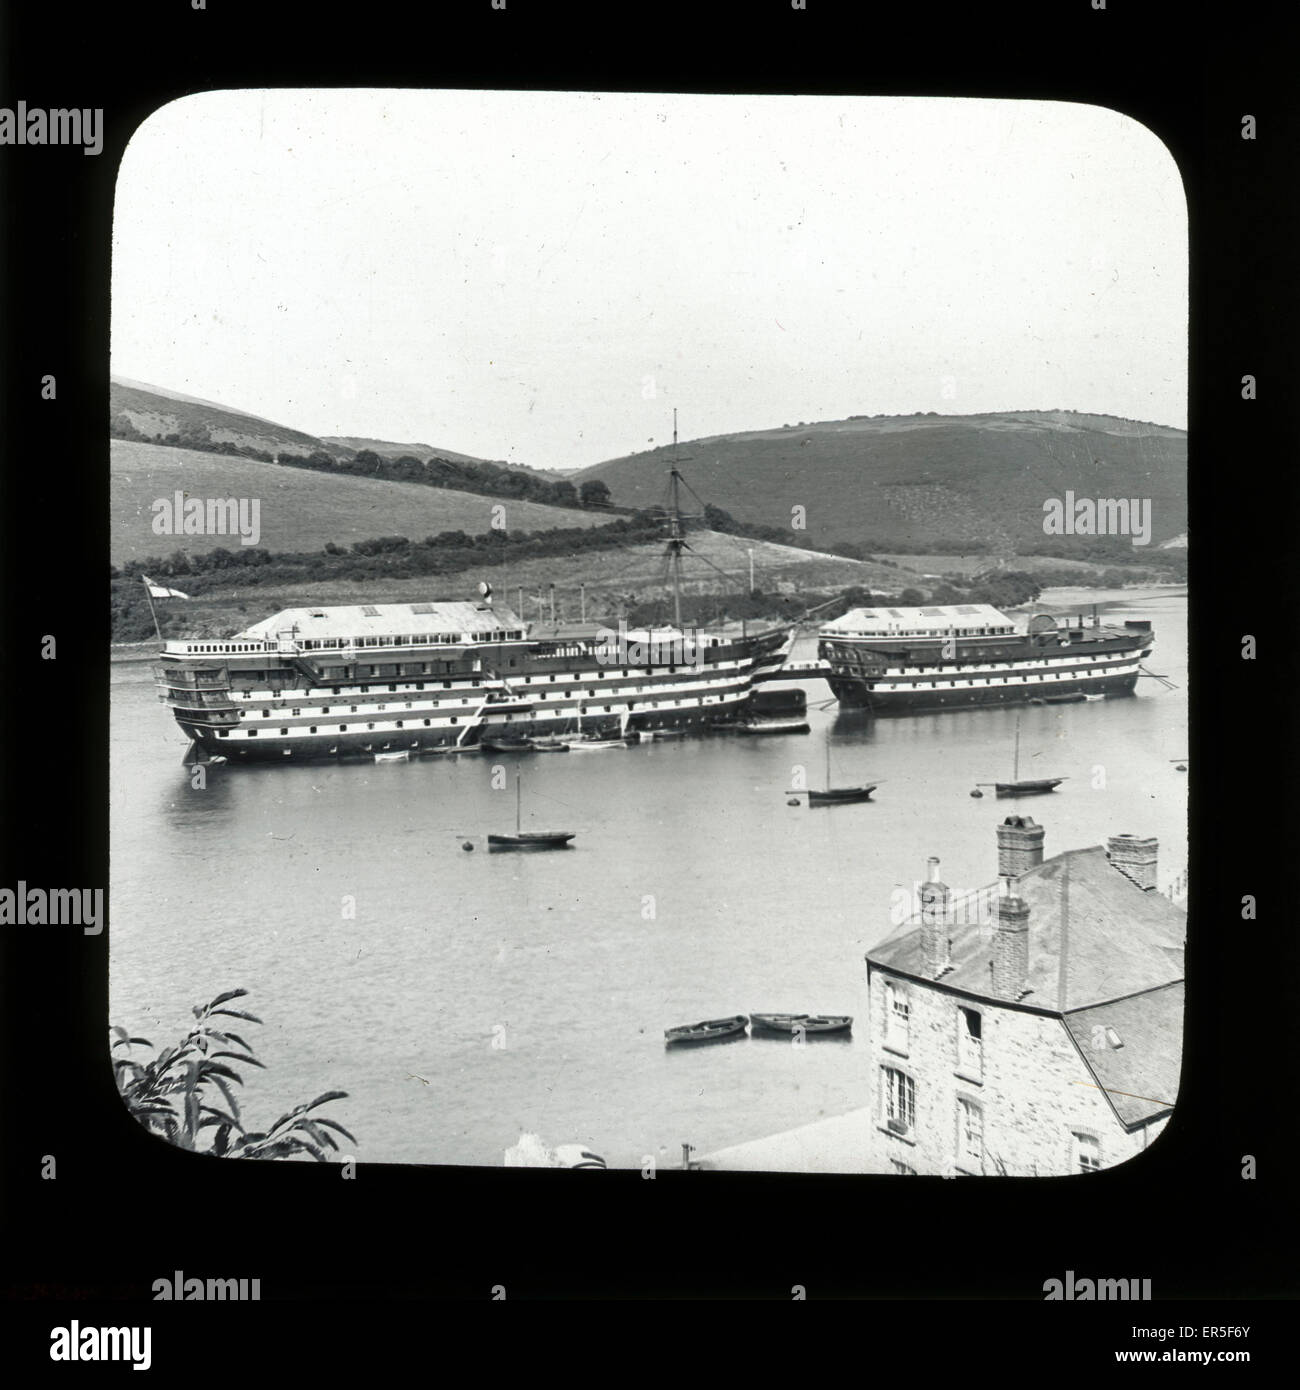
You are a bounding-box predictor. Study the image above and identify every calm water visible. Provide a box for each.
[109,590,1187,1168]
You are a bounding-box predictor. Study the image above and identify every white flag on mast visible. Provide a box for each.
[142,574,190,600]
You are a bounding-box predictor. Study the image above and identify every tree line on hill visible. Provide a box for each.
[111,414,614,511]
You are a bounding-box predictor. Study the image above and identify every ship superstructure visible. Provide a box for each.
[817,603,1153,713]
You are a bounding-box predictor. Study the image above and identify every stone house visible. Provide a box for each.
[864,816,1185,1176]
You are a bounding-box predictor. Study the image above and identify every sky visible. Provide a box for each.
[111,91,1187,472]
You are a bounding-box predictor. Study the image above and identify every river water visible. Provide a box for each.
[109,589,1187,1168]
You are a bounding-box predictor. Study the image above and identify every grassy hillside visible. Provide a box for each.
[110,378,342,460]
[321,435,503,467]
[110,439,611,564]
[113,530,888,642]
[575,411,1186,552]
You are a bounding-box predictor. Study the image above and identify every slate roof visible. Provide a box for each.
[868,845,1186,1013]
[1064,983,1184,1126]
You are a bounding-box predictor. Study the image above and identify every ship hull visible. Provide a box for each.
[827,669,1140,713]
[158,623,792,764]
[819,616,1152,715]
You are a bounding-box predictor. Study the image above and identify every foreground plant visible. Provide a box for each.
[112,988,356,1160]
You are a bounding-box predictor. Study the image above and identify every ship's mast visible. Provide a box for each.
[667,408,686,629]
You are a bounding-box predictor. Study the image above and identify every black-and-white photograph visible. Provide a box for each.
[107,90,1188,1178]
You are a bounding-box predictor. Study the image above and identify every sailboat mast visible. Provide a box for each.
[1013,718,1021,783]
[516,768,521,834]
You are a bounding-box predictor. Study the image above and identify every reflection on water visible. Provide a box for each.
[110,593,1187,1168]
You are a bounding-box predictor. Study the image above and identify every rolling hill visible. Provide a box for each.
[110,439,613,565]
[320,435,506,468]
[110,377,344,460]
[575,412,1187,553]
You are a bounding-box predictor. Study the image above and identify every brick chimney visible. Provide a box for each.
[997,816,1045,878]
[1107,833,1158,891]
[919,856,951,977]
[992,890,1031,1000]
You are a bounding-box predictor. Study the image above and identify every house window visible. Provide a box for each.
[339,725,347,731]
[957,1097,983,1171]
[884,980,910,1052]
[882,1067,915,1135]
[1073,1132,1102,1173]
[957,1007,983,1078]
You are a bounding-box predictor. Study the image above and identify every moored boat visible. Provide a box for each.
[488,769,576,850]
[750,1013,853,1036]
[488,830,576,849]
[993,778,1064,798]
[976,717,1066,800]
[480,736,533,754]
[802,742,878,805]
[152,453,794,765]
[664,1014,749,1045]
[818,604,1155,713]
[808,785,876,805]
[733,717,810,736]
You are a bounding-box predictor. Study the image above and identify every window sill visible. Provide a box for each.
[877,1126,916,1147]
[882,1042,910,1059]
[954,1069,984,1086]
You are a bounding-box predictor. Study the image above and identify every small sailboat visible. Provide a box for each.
[976,717,1065,798]
[528,735,570,752]
[487,769,575,850]
[802,741,877,805]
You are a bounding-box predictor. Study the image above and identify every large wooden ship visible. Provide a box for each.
[154,451,793,763]
[817,604,1154,713]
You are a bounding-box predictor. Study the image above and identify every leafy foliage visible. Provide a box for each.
[112,990,356,1162]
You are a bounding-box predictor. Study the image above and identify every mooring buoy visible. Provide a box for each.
[462,841,474,852]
